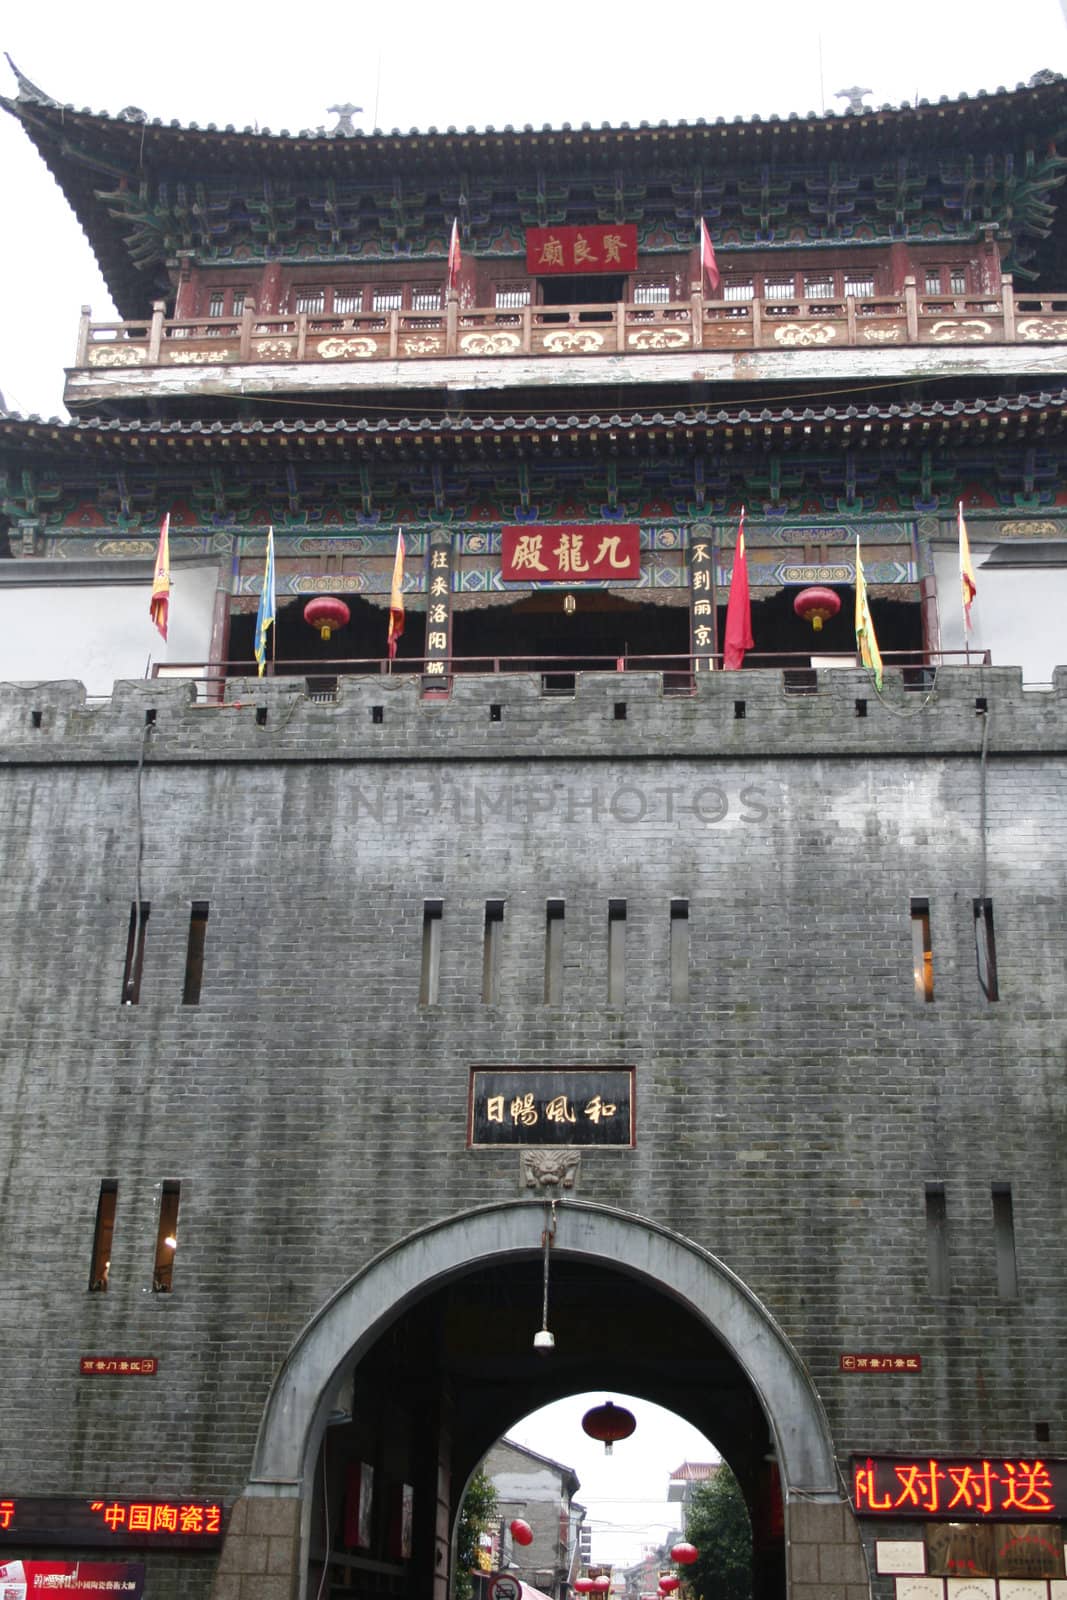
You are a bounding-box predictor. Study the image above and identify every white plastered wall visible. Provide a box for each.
[933,545,1067,687]
[0,563,219,698]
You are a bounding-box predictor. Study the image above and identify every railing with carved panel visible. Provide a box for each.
[75,278,1067,372]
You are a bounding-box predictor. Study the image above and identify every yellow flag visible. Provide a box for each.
[855,537,883,690]
[149,513,170,640]
[387,530,405,659]
[958,501,977,633]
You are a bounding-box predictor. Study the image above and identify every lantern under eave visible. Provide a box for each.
[793,585,841,632]
[509,1518,533,1547]
[303,595,351,641]
[670,1541,699,1566]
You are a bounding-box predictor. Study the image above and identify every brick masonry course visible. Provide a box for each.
[0,666,1064,1599]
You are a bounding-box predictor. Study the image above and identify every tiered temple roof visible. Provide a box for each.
[4,65,1067,314]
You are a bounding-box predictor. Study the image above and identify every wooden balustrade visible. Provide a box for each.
[75,276,1067,372]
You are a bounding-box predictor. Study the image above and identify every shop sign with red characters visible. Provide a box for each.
[0,1496,224,1548]
[852,1457,1066,1520]
[501,525,640,583]
[526,224,638,275]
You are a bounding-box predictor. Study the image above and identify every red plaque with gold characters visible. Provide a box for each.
[80,1355,158,1376]
[526,224,638,275]
[501,524,640,583]
[839,1353,921,1373]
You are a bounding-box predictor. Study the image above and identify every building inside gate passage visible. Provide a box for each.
[1,53,1067,1600]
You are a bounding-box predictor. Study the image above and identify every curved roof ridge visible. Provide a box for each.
[3,63,1065,145]
[2,389,1065,442]
[2,53,58,108]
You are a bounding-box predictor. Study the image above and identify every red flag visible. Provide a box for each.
[723,509,753,670]
[447,218,462,295]
[958,500,977,633]
[149,513,170,641]
[700,217,721,297]
[387,530,405,659]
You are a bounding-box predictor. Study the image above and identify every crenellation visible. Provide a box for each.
[0,667,1063,769]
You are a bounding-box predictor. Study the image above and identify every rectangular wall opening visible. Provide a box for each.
[182,902,210,1005]
[992,1184,1018,1299]
[544,900,565,1004]
[607,899,627,1005]
[910,898,933,1002]
[153,1181,181,1294]
[670,899,689,1003]
[121,902,150,1005]
[88,1180,117,1292]
[482,900,505,1004]
[419,900,443,1005]
[925,1184,949,1296]
[973,898,999,1001]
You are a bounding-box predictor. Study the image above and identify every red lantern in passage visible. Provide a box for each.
[581,1401,637,1455]
[574,1581,595,1594]
[670,1542,699,1566]
[303,595,351,641]
[659,1578,680,1595]
[793,586,841,632]
[592,1579,611,1595]
[510,1518,533,1547]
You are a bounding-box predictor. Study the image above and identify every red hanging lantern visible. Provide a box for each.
[793,586,841,632]
[303,595,351,641]
[574,1581,595,1595]
[670,1542,699,1566]
[592,1579,611,1595]
[659,1579,680,1595]
[581,1401,637,1455]
[509,1518,533,1547]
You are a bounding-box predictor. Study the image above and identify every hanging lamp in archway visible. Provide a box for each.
[670,1541,699,1565]
[581,1400,636,1455]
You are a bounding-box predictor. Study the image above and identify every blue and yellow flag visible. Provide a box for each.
[254,526,276,676]
[854,536,883,690]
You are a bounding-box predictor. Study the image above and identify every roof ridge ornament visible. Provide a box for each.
[3,53,58,107]
[328,102,363,137]
[835,84,872,114]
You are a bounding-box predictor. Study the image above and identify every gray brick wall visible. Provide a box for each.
[0,665,1064,1599]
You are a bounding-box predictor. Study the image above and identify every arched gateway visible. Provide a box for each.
[212,1201,866,1600]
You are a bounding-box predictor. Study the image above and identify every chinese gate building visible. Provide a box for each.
[1,57,1067,1600]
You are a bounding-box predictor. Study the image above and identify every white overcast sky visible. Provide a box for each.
[1,0,1065,417]
[507,1392,717,1570]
